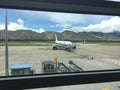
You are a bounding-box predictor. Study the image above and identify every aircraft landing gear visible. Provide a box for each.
[52,46,57,50]
[65,48,71,52]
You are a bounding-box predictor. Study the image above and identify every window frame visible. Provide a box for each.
[0,0,120,89]
[0,69,120,89]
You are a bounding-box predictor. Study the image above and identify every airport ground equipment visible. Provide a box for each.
[58,63,71,72]
[68,60,84,72]
[58,61,84,73]
[42,61,56,73]
[42,60,83,73]
[10,64,33,75]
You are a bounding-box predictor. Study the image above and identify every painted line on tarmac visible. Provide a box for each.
[104,59,120,66]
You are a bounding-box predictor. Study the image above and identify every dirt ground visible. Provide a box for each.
[0,44,120,75]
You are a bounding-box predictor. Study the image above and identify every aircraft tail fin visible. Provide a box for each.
[55,33,58,42]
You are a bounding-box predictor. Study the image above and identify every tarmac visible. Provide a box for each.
[0,44,120,89]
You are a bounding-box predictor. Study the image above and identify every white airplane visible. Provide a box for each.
[52,34,76,51]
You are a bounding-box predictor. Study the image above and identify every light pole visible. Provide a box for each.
[5,9,9,76]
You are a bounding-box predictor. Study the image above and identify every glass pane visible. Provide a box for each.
[0,8,5,76]
[0,8,120,76]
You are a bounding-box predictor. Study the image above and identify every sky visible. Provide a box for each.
[0,8,120,33]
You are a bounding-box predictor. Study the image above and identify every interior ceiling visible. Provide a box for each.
[0,0,120,15]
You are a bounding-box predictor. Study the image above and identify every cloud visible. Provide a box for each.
[48,13,85,24]
[0,19,26,31]
[49,16,120,33]
[39,28,45,33]
[0,18,46,33]
[18,10,112,25]
[51,24,72,29]
[70,16,120,33]
[0,18,27,31]
[46,13,111,25]
[8,22,27,31]
[0,11,119,33]
[0,24,5,30]
[17,19,24,25]
[34,28,45,33]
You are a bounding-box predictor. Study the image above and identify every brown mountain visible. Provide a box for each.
[0,30,120,41]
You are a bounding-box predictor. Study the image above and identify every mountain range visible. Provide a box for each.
[0,30,120,41]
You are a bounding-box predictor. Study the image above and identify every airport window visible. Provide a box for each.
[0,8,5,76]
[0,0,120,89]
[0,8,120,76]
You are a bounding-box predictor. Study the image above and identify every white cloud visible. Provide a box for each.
[47,13,111,25]
[71,16,120,33]
[35,28,45,33]
[0,18,46,33]
[48,13,85,24]
[8,22,27,31]
[0,24,5,30]
[18,10,112,25]
[0,15,120,33]
[0,18,27,31]
[55,24,72,29]
[17,19,24,25]
[39,28,45,33]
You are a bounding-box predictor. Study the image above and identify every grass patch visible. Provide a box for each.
[83,41,120,46]
[0,41,120,46]
[100,42,120,46]
[0,41,53,46]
